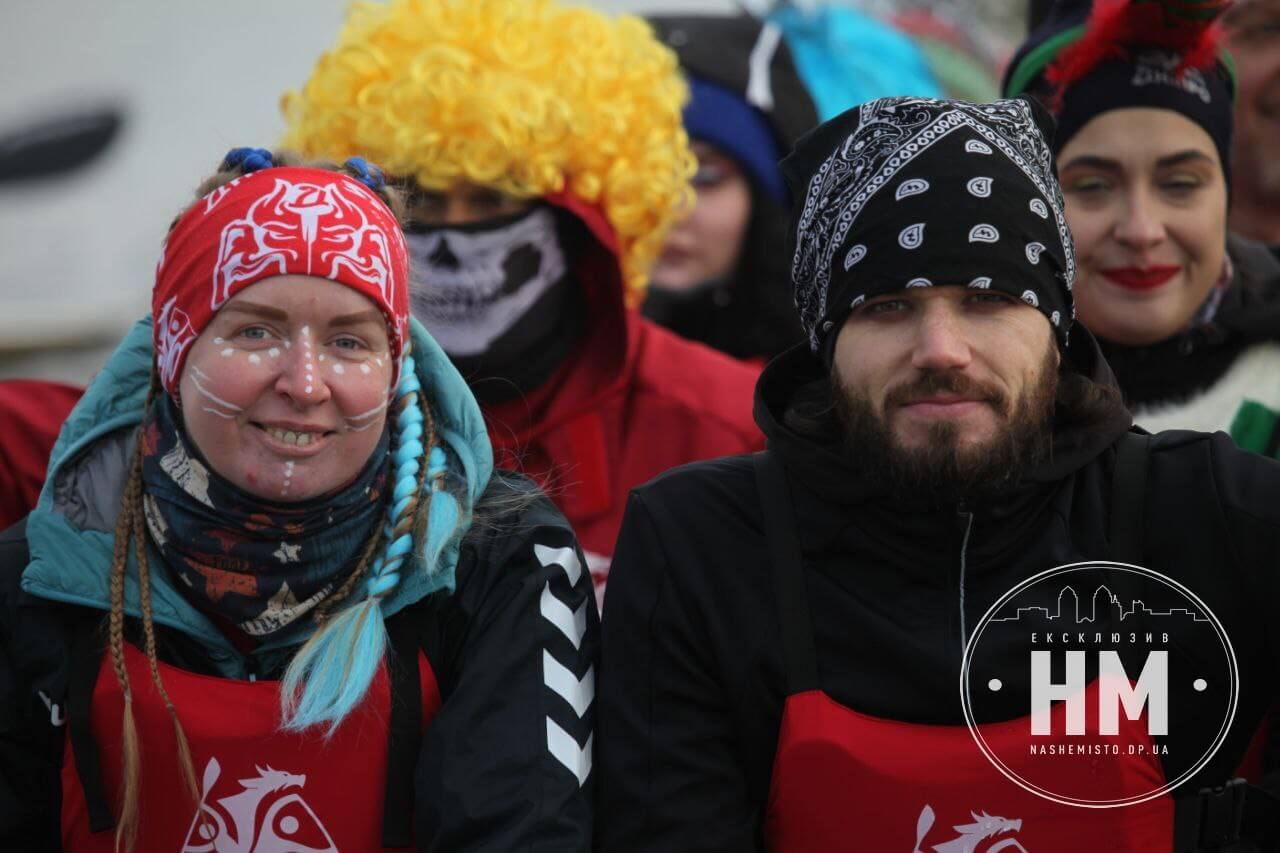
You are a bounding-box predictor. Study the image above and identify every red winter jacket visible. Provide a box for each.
[486,193,764,602]
[0,380,83,531]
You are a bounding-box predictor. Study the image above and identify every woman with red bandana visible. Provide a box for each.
[0,149,596,850]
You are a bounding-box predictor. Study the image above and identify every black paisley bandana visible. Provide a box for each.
[139,397,390,637]
[781,96,1076,363]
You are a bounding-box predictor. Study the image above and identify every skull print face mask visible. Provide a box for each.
[405,206,571,358]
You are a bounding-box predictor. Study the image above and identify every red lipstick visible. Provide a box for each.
[1099,266,1180,291]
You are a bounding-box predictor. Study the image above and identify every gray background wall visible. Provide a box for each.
[1,1,1018,382]
[0,0,737,381]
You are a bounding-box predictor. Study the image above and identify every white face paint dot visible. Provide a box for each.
[213,337,225,345]
[300,325,311,336]
[360,363,372,375]
[220,348,234,357]
[248,354,261,365]
[268,348,280,359]
[284,340,291,349]
[317,354,326,362]
[375,358,384,367]
[305,385,314,394]
[333,363,345,375]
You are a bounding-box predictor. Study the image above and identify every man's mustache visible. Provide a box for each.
[884,371,1008,415]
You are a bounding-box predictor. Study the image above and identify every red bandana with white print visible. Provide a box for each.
[152,167,409,396]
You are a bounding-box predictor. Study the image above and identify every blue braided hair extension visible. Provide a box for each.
[343,156,386,192]
[220,147,275,174]
[280,345,463,734]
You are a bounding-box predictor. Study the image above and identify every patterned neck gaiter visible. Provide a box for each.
[139,397,390,638]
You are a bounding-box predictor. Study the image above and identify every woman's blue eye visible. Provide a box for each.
[241,327,269,340]
[334,337,363,350]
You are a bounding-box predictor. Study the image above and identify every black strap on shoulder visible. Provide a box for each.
[752,451,819,695]
[67,622,113,833]
[381,614,424,848]
[1173,777,1280,852]
[1109,431,1150,566]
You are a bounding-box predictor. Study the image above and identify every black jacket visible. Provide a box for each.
[0,472,598,852]
[597,332,1280,851]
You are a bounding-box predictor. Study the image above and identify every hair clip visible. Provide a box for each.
[221,147,275,174]
[344,156,386,191]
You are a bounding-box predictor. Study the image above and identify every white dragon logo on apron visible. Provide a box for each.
[913,804,1030,852]
[181,757,339,853]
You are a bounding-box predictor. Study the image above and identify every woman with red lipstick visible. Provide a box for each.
[1005,0,1280,460]
[0,150,596,850]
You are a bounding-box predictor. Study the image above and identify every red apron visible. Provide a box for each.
[752,452,1174,852]
[61,636,441,851]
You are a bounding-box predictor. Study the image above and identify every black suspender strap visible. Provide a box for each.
[1173,778,1280,852]
[67,623,114,833]
[752,451,819,695]
[1109,430,1150,566]
[381,615,423,848]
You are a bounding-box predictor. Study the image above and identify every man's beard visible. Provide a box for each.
[833,346,1058,506]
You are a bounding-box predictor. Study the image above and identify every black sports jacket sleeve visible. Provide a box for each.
[596,493,760,853]
[414,490,598,852]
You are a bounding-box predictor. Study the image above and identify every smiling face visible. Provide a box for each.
[177,275,394,501]
[831,286,1057,470]
[1057,108,1228,346]
[649,142,753,292]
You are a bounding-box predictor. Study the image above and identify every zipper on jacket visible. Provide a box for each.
[956,506,975,656]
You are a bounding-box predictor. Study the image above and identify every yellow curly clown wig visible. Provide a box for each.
[281,0,696,306]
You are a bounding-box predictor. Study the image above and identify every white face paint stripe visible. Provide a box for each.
[346,400,389,421]
[543,651,595,718]
[188,369,243,412]
[200,407,236,419]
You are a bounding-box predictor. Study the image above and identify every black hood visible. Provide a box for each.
[753,324,1132,533]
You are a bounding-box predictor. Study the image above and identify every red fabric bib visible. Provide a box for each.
[765,683,1173,852]
[61,644,441,851]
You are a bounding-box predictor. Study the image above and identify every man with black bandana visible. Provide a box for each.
[597,97,1280,851]
[283,0,764,605]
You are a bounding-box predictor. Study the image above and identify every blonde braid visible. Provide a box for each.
[107,443,140,853]
[110,369,201,851]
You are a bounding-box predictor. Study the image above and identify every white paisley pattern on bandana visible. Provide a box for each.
[212,178,400,314]
[791,97,1075,351]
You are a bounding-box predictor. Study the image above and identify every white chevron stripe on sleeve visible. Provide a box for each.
[535,544,583,586]
[540,582,587,649]
[543,650,595,718]
[547,717,593,786]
